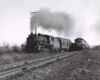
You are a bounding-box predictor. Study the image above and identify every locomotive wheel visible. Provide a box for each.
[61,50,64,52]
[43,48,49,53]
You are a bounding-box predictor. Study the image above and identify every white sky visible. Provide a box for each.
[0,0,100,46]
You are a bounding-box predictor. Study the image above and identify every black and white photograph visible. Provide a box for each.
[0,0,100,80]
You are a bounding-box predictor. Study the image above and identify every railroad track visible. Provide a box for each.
[0,51,80,79]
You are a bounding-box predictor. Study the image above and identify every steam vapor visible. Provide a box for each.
[31,8,75,36]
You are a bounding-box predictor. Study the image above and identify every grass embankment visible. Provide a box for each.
[0,50,100,80]
[0,44,62,66]
[1,45,100,80]
[2,49,100,80]
[0,51,60,66]
[44,49,100,80]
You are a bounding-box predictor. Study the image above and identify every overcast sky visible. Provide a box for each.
[0,0,100,46]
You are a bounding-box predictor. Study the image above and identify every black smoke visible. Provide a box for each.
[31,8,75,36]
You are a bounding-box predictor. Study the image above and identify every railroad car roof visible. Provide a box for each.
[55,37,71,40]
[43,34,54,37]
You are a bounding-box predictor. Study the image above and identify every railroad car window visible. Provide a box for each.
[63,42,64,45]
[50,38,52,44]
[67,42,68,47]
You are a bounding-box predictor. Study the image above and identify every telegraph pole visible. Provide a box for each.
[30,12,37,35]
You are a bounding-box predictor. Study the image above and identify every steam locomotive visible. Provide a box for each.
[24,33,72,53]
[23,33,90,53]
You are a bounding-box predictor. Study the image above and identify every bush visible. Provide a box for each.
[0,43,12,54]
[0,43,23,54]
[92,45,100,51]
[12,45,21,53]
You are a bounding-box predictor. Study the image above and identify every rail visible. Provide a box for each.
[0,51,81,79]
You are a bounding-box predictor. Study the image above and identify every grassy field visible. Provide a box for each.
[1,44,100,80]
[0,44,100,65]
[42,49,100,80]
[2,49,100,80]
[0,43,63,66]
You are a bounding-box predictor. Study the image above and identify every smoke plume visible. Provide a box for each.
[96,20,100,34]
[31,8,75,36]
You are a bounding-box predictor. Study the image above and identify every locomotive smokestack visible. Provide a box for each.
[30,12,37,34]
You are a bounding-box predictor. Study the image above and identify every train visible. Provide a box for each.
[24,33,72,53]
[69,38,90,51]
[22,33,90,53]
